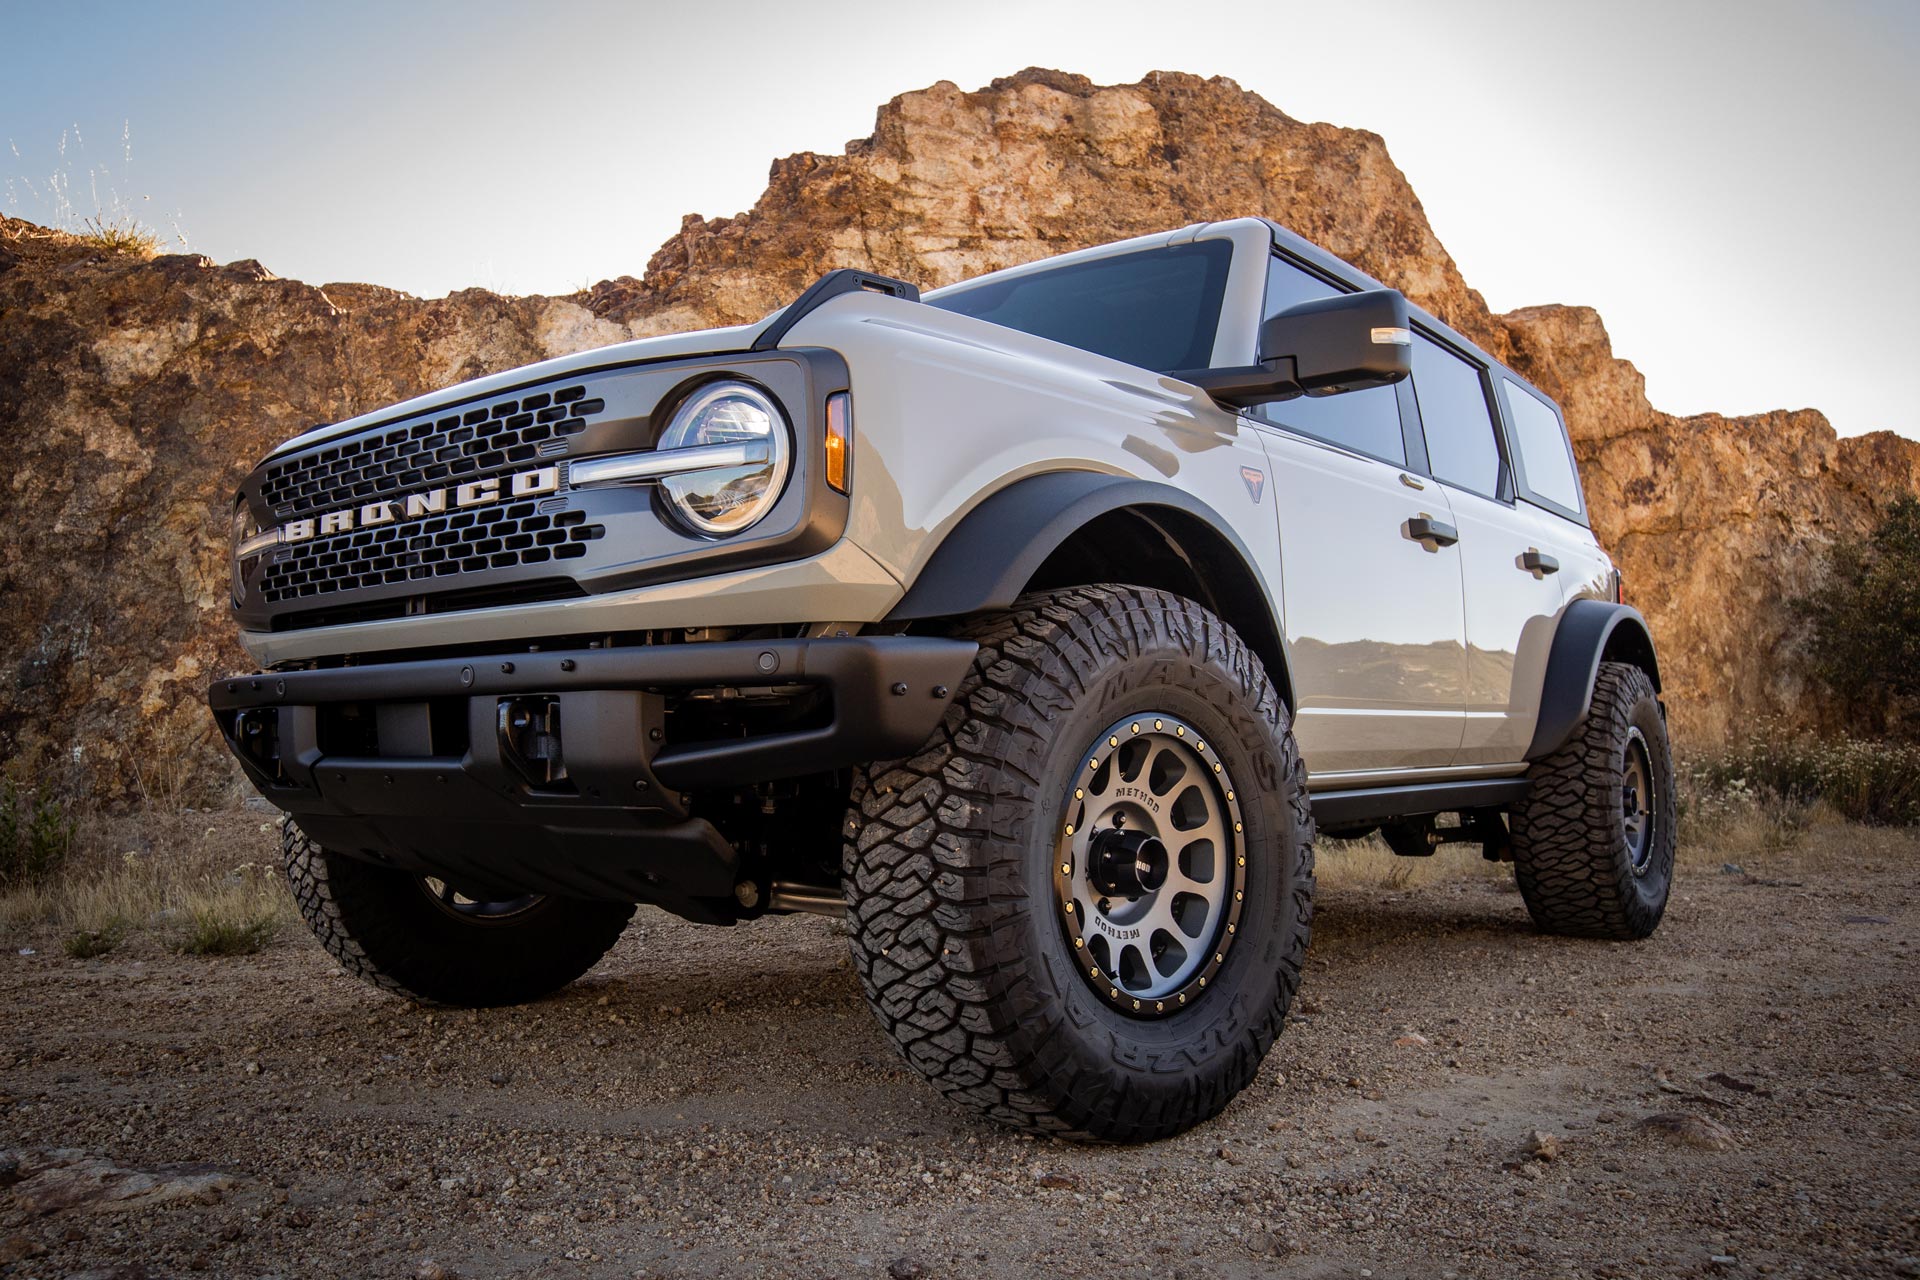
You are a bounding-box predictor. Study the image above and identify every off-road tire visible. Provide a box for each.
[281,822,635,1006]
[1511,662,1675,939]
[843,586,1315,1142]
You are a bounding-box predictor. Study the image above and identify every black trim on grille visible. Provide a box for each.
[268,578,590,633]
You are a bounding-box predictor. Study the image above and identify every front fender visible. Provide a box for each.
[884,471,1265,621]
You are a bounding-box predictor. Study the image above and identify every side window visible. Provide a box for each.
[1252,256,1405,466]
[1411,335,1502,499]
[1503,378,1584,514]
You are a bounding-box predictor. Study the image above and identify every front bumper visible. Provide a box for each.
[209,636,975,912]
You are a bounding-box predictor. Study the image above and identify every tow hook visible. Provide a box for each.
[498,697,567,788]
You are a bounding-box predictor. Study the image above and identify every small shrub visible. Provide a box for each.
[1795,494,1920,738]
[63,918,127,959]
[75,215,161,257]
[1686,729,1920,828]
[0,780,74,888]
[177,907,278,957]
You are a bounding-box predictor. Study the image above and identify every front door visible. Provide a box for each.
[1259,429,1469,776]
[1250,253,1469,778]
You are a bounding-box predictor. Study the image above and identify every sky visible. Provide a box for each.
[3,0,1915,439]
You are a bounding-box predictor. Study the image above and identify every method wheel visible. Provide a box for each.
[1510,661,1676,939]
[281,821,635,1006]
[843,585,1314,1141]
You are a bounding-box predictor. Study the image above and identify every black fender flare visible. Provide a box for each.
[886,471,1278,623]
[1525,599,1663,760]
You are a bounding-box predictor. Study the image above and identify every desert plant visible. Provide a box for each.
[0,780,75,888]
[63,917,127,959]
[4,123,183,255]
[75,214,160,257]
[1686,728,1920,827]
[177,907,279,957]
[1794,494,1920,738]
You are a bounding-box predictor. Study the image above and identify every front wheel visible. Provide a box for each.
[843,586,1315,1142]
[1510,661,1676,939]
[281,822,635,1006]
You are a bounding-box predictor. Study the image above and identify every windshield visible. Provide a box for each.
[927,240,1233,373]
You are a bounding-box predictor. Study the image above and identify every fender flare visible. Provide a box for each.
[885,471,1276,623]
[1525,598,1663,760]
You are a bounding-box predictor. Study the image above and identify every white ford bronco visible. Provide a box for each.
[211,218,1673,1140]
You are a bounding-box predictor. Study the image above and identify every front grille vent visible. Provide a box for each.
[259,505,606,605]
[260,384,607,516]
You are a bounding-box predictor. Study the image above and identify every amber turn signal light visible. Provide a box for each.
[824,391,852,494]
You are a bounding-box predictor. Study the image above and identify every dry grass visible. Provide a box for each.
[1314,834,1508,892]
[72,214,161,258]
[4,122,186,258]
[0,806,291,959]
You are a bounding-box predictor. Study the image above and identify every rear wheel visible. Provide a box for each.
[843,586,1314,1141]
[281,822,634,1006]
[1510,662,1675,939]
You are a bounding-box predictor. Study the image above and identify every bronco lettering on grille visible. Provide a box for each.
[281,466,560,542]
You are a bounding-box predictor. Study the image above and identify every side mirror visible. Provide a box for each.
[1177,289,1413,409]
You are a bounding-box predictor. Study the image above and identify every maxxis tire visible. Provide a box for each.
[842,585,1315,1142]
[1511,661,1676,939]
[281,822,635,1006]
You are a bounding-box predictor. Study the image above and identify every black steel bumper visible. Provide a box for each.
[208,636,976,910]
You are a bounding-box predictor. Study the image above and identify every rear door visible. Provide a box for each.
[1405,332,1593,766]
[1253,254,1467,776]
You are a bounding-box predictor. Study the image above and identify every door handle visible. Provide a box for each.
[1519,549,1561,575]
[1404,516,1459,547]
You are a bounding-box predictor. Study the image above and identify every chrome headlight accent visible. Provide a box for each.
[230,498,254,604]
[642,380,792,536]
[232,498,282,562]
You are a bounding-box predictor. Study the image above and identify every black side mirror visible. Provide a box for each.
[1177,289,1413,409]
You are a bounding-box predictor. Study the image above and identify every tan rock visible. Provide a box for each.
[1,68,1914,804]
[1638,1111,1738,1152]
[5,1150,241,1215]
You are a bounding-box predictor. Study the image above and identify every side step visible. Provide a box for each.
[1309,778,1531,830]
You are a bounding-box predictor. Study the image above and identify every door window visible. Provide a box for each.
[1252,256,1405,466]
[1503,378,1584,514]
[1411,335,1502,499]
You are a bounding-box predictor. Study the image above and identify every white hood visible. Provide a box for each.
[265,318,768,460]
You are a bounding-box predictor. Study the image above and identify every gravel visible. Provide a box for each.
[1,842,1916,1278]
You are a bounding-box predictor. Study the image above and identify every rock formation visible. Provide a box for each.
[1,69,1913,803]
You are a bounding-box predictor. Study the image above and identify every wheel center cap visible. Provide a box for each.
[1087,828,1170,897]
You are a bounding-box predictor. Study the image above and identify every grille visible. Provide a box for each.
[259,503,606,605]
[259,384,608,517]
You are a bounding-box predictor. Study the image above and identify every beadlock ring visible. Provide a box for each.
[1053,712,1247,1018]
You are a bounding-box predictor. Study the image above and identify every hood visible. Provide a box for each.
[265,318,769,460]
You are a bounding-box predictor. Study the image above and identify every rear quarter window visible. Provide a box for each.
[1503,378,1584,515]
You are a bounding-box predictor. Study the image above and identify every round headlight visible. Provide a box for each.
[656,381,792,536]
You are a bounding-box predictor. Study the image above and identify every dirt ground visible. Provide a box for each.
[2,821,1917,1280]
